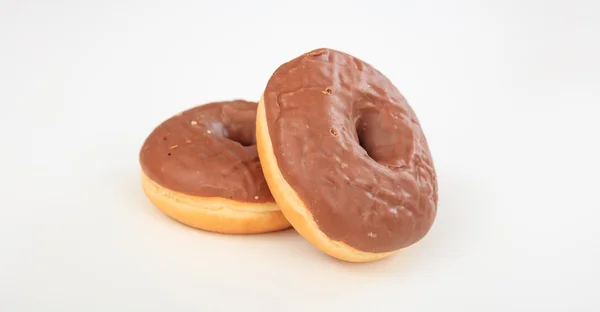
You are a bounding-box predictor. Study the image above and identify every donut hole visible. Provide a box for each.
[224,124,256,147]
[354,109,381,163]
[217,104,258,147]
[209,120,256,147]
[355,110,414,167]
[228,131,256,147]
[356,125,380,162]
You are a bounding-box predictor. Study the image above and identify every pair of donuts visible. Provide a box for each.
[139,48,438,262]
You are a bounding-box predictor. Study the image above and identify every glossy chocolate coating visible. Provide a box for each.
[263,48,438,253]
[140,100,274,203]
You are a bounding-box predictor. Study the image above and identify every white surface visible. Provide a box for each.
[1,0,599,311]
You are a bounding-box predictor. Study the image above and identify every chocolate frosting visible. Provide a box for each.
[140,100,274,203]
[263,48,438,253]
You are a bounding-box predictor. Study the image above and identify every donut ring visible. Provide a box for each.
[140,100,290,234]
[257,49,438,262]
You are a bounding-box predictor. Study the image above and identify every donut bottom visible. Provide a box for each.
[141,172,291,234]
[256,96,396,263]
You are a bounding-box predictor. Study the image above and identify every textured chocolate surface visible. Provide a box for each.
[140,100,274,203]
[263,48,438,253]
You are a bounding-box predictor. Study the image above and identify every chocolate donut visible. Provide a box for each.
[140,100,290,234]
[256,49,438,262]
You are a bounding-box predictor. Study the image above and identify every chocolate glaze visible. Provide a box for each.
[140,100,274,203]
[263,48,438,253]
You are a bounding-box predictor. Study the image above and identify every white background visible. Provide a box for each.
[1,0,599,311]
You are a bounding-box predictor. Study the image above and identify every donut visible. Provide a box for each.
[140,100,290,234]
[256,48,438,262]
